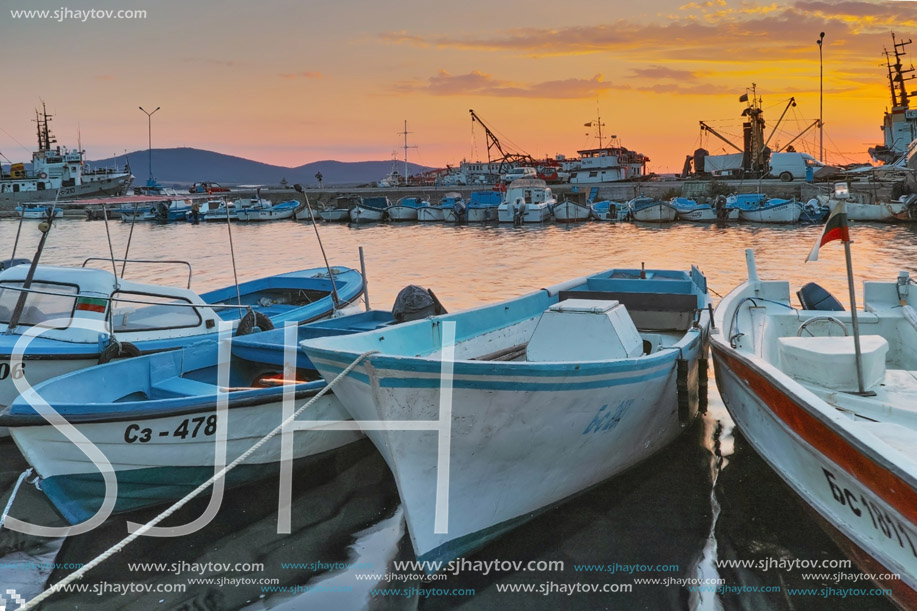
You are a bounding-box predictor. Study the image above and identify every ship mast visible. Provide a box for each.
[399,120,416,181]
[33,101,56,152]
[885,33,916,109]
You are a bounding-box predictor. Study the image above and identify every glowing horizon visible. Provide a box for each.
[2,0,915,173]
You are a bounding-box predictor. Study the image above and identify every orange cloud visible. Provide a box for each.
[280,71,322,79]
[394,70,611,99]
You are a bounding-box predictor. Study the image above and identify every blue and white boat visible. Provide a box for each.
[199,199,238,222]
[729,193,801,224]
[312,195,360,222]
[350,196,389,223]
[0,312,391,523]
[798,199,830,224]
[301,266,711,567]
[236,200,300,222]
[590,200,629,222]
[627,196,677,222]
[0,264,364,415]
[671,197,738,221]
[15,204,64,220]
[465,191,502,223]
[440,192,466,223]
[387,197,429,222]
[416,202,445,222]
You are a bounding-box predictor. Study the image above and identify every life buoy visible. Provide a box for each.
[98,340,141,364]
[38,172,48,179]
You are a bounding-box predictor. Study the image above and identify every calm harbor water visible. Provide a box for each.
[1,216,915,611]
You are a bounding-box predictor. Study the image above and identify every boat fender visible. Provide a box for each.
[98,340,141,364]
[236,310,274,336]
[676,358,696,426]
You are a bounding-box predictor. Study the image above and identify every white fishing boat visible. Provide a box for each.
[236,200,299,222]
[465,191,501,222]
[567,112,649,184]
[440,192,466,223]
[301,266,711,567]
[552,192,593,223]
[712,250,917,608]
[591,200,629,222]
[0,263,364,422]
[0,310,397,524]
[729,193,801,224]
[350,197,389,223]
[628,196,677,223]
[417,203,445,222]
[309,195,360,222]
[386,197,428,221]
[671,197,738,221]
[497,178,555,223]
[0,103,132,204]
[15,204,64,220]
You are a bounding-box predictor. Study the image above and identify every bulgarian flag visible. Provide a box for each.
[806,199,849,262]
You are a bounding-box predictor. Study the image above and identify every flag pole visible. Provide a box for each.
[842,237,868,395]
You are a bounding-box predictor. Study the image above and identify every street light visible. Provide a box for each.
[817,32,825,163]
[139,105,160,187]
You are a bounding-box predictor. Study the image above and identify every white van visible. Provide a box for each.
[769,152,824,182]
[501,167,537,183]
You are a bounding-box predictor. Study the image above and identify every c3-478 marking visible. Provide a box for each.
[124,415,218,444]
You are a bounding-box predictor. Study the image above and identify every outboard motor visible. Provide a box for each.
[454,200,466,224]
[392,285,448,322]
[797,282,845,311]
[513,198,526,226]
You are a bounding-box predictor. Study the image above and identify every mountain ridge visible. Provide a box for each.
[87,147,434,186]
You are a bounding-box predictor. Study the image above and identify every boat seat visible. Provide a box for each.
[556,290,698,330]
[777,335,889,391]
[152,376,219,399]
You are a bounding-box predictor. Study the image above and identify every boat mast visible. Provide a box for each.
[399,120,416,182]
[34,102,55,152]
[889,33,915,110]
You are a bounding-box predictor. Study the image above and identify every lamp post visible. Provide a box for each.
[817,32,825,163]
[139,105,160,187]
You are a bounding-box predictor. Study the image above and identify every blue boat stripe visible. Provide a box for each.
[313,358,673,391]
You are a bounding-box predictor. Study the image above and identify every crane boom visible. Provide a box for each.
[699,121,743,153]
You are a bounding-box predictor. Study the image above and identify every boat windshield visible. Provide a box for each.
[0,281,80,328]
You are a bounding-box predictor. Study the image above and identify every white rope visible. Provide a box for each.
[0,467,33,529]
[18,349,377,610]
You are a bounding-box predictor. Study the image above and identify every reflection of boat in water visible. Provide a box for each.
[302,266,711,567]
[0,103,132,204]
[712,251,917,608]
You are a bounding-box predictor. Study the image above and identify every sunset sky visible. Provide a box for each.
[3,0,917,173]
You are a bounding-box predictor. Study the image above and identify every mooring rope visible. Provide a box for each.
[0,467,34,529]
[16,349,377,611]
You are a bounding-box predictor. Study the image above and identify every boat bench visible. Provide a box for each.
[557,290,699,330]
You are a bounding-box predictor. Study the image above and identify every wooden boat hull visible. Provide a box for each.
[552,201,592,222]
[386,206,419,221]
[417,207,445,222]
[350,205,385,223]
[738,202,801,223]
[302,267,710,568]
[318,209,350,222]
[466,207,498,222]
[710,267,917,607]
[631,202,677,223]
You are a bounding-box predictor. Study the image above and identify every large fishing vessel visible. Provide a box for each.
[0,103,133,204]
[869,33,917,164]
[569,112,649,183]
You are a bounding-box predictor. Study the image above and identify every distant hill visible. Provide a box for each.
[88,148,434,187]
